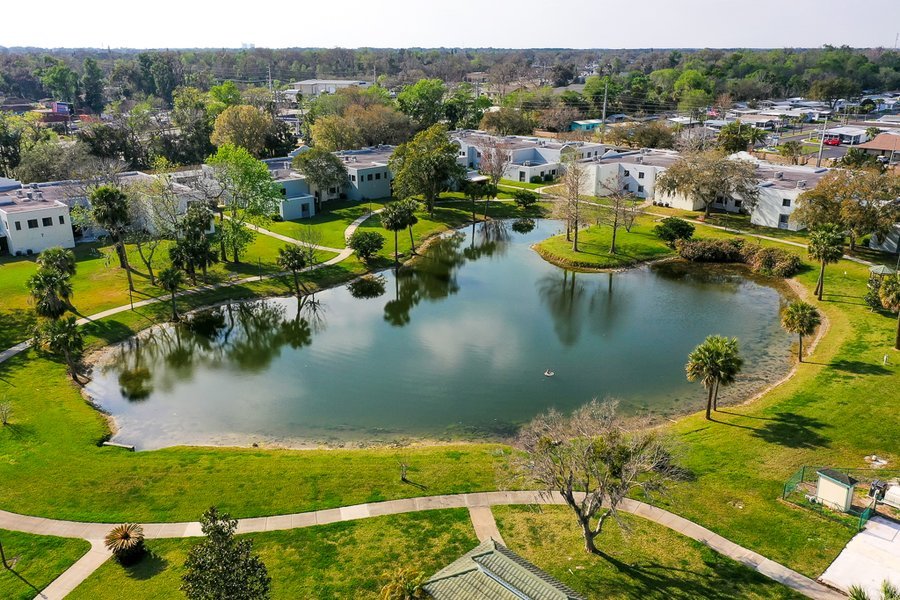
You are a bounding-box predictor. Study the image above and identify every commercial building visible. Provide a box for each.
[285,79,371,101]
[823,127,869,146]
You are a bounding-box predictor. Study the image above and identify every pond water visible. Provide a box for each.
[88,219,794,450]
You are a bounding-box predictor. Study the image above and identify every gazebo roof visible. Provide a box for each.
[869,264,897,276]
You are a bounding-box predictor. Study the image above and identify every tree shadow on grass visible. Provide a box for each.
[829,359,892,376]
[0,308,35,352]
[82,320,139,346]
[749,412,830,449]
[592,548,791,599]
[123,551,169,580]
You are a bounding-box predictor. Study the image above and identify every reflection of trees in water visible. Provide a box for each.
[108,299,325,400]
[650,262,743,293]
[347,275,386,300]
[511,218,536,234]
[383,225,510,328]
[538,270,635,346]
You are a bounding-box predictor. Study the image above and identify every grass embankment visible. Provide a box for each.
[0,234,337,349]
[533,215,675,270]
[0,198,898,583]
[68,510,477,600]
[0,529,89,600]
[264,198,390,249]
[494,506,803,599]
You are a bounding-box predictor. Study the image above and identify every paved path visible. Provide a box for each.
[5,491,842,600]
[0,210,377,367]
[34,540,110,600]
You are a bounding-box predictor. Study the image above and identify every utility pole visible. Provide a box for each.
[816,116,829,168]
[600,64,610,139]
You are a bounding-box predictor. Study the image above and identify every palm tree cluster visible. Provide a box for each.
[104,523,146,566]
[27,247,86,383]
[686,335,743,420]
[380,200,419,264]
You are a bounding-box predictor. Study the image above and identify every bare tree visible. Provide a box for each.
[477,139,512,187]
[513,399,681,554]
[558,154,589,251]
[595,173,641,254]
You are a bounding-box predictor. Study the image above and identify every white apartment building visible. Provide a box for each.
[451,130,607,184]
[0,183,75,255]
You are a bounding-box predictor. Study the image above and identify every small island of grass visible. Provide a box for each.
[533,216,675,270]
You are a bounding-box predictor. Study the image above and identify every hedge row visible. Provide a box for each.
[675,239,802,277]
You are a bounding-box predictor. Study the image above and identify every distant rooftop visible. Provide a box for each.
[452,130,605,152]
[291,79,370,86]
[593,148,681,169]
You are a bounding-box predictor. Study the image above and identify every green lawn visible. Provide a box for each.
[533,215,675,269]
[494,506,804,599]
[0,232,337,349]
[264,198,389,249]
[69,510,477,600]
[499,178,550,190]
[0,529,89,600]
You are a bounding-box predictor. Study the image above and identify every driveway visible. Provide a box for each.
[820,516,900,597]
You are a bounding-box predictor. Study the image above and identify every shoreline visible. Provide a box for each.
[82,222,804,453]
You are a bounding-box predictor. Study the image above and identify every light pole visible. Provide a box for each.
[816,116,829,168]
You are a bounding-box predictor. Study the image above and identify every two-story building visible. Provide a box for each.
[0,182,75,256]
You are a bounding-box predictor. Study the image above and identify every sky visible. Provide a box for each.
[3,0,899,50]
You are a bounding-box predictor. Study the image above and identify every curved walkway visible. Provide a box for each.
[3,491,842,600]
[0,210,379,367]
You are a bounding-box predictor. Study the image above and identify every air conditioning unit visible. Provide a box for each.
[797,180,807,189]
[636,156,644,164]
[775,172,784,179]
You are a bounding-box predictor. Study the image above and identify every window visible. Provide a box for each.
[329,187,336,194]
[375,173,381,180]
[734,200,742,208]
[27,219,38,229]
[15,221,21,231]
[638,171,645,179]
[638,185,645,193]
[351,174,356,182]
[58,215,65,225]
[624,183,631,191]
[551,169,557,175]
[623,169,630,177]
[42,217,53,227]
[779,214,790,225]
[367,174,373,181]
[280,187,287,196]
[782,198,791,207]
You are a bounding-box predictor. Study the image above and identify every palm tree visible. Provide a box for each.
[778,141,804,165]
[35,316,84,383]
[104,523,145,566]
[397,199,420,255]
[36,246,77,277]
[686,335,743,420]
[849,581,900,600]
[808,224,845,301]
[158,267,184,322]
[879,273,900,350]
[380,203,407,265]
[27,267,73,319]
[379,567,426,600]
[277,244,309,298]
[90,185,135,291]
[781,301,821,361]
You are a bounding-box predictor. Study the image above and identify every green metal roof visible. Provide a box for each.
[423,539,585,600]
[817,468,858,488]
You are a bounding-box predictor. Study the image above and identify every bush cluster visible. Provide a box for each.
[675,239,801,278]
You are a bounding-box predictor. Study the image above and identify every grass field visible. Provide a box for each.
[533,215,674,269]
[494,506,804,599]
[0,529,89,600]
[68,510,477,600]
[1,196,899,586]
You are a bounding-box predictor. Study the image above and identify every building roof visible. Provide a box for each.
[452,130,605,154]
[0,187,69,214]
[825,126,867,136]
[858,133,900,152]
[335,145,395,169]
[817,468,858,488]
[593,149,681,169]
[423,539,585,600]
[292,79,369,86]
[0,177,20,192]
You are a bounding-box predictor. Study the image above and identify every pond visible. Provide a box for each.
[87,219,794,450]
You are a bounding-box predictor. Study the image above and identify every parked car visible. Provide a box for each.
[824,138,840,146]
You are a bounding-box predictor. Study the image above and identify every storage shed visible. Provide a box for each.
[816,468,858,512]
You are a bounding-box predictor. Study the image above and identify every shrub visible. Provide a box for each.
[865,276,883,311]
[676,239,801,278]
[676,239,745,263]
[654,217,695,248]
[513,189,538,208]
[348,230,385,262]
[529,175,543,184]
[742,245,802,277]
[104,523,146,565]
